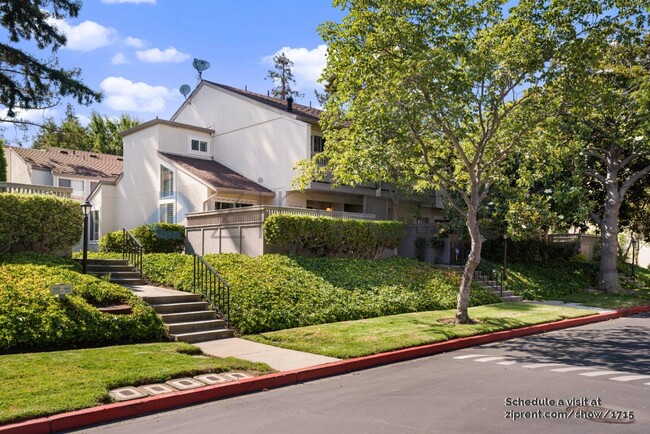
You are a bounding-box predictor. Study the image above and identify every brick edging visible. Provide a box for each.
[3,304,649,434]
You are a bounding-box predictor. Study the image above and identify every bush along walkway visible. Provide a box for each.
[80,258,234,343]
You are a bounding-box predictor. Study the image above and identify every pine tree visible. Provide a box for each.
[266,52,304,100]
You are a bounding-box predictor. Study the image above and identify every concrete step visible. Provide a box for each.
[172,329,234,343]
[110,278,147,286]
[76,258,130,266]
[90,271,142,280]
[489,290,515,297]
[501,295,524,302]
[151,301,210,314]
[166,319,227,335]
[87,265,135,273]
[143,293,202,305]
[160,310,217,324]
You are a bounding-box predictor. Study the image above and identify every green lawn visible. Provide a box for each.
[246,302,595,359]
[0,342,273,425]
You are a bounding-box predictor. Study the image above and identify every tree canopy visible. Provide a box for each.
[304,0,649,322]
[0,0,101,126]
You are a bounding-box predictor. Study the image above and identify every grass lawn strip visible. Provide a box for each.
[246,302,596,359]
[0,342,273,425]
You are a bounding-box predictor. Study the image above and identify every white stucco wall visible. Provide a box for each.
[172,84,310,203]
[6,150,32,184]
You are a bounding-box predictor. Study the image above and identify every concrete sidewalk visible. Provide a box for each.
[196,339,339,371]
[127,284,339,371]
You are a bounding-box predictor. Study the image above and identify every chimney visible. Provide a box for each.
[287,96,294,112]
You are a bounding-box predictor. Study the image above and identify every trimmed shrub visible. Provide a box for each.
[99,223,185,253]
[136,253,499,334]
[264,214,404,258]
[0,194,82,254]
[0,254,166,351]
[482,238,580,263]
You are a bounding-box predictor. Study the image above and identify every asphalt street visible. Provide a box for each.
[69,312,650,434]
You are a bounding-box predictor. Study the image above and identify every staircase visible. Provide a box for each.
[444,265,523,302]
[83,258,146,285]
[79,258,233,343]
[472,269,523,302]
[144,292,234,343]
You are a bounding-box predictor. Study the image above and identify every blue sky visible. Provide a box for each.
[2,0,345,145]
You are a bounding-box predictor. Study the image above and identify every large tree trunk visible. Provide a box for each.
[456,202,482,324]
[597,189,623,292]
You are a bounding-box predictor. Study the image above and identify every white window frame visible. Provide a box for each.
[160,164,174,199]
[311,134,325,153]
[159,202,175,223]
[188,136,209,155]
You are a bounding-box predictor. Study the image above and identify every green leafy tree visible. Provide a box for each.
[32,104,91,151]
[266,52,305,100]
[88,112,139,155]
[545,34,650,291]
[305,0,648,323]
[0,0,101,126]
[0,137,6,182]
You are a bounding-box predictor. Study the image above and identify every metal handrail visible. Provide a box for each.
[122,228,143,278]
[475,260,504,297]
[193,254,231,328]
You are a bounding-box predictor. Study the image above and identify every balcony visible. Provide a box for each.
[0,182,73,199]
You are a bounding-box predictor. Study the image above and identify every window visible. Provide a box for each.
[90,181,99,193]
[214,202,253,210]
[312,135,325,153]
[190,138,208,153]
[159,203,174,223]
[160,165,174,198]
[58,178,71,188]
[89,210,100,241]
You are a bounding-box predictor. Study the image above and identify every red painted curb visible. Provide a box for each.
[0,418,49,434]
[1,304,649,434]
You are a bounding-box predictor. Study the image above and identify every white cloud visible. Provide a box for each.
[77,114,91,127]
[0,108,57,123]
[124,36,145,48]
[263,44,328,90]
[111,52,127,65]
[52,19,117,52]
[136,47,190,63]
[101,0,156,4]
[100,76,173,112]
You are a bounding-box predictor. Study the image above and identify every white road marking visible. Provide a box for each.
[474,356,508,362]
[497,361,517,365]
[579,371,626,377]
[550,367,595,373]
[521,363,565,369]
[453,354,488,359]
[609,375,650,382]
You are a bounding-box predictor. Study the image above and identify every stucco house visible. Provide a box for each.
[88,80,444,255]
[2,145,123,244]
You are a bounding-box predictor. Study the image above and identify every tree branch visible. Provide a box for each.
[620,164,650,198]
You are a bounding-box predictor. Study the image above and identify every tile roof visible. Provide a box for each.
[159,152,273,195]
[9,146,123,182]
[207,81,322,122]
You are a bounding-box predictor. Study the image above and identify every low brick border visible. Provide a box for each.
[2,304,649,434]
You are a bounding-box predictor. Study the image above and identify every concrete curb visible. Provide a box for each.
[2,304,649,434]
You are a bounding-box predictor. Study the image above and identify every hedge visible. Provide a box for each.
[0,194,82,254]
[264,214,404,258]
[135,253,500,334]
[100,223,185,253]
[0,254,166,351]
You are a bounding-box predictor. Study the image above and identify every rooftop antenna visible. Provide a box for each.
[179,84,191,99]
[192,58,211,82]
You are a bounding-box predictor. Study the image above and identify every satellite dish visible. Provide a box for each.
[179,84,191,99]
[192,58,211,80]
